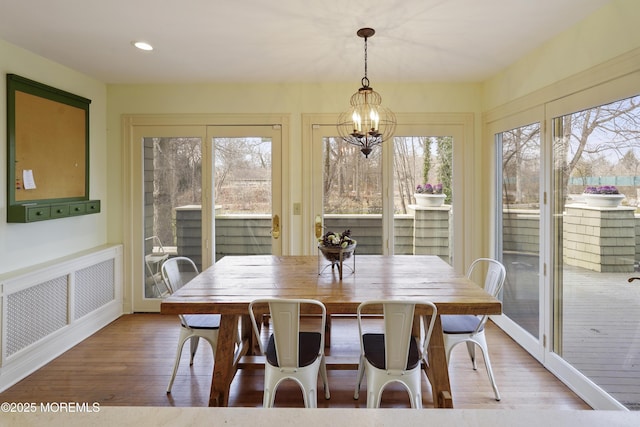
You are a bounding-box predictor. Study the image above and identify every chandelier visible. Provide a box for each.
[337,28,396,158]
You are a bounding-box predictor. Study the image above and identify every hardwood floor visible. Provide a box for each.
[0,313,590,409]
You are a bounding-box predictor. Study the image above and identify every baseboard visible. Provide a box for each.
[0,301,122,392]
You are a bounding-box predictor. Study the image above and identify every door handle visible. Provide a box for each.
[315,215,323,239]
[271,214,280,239]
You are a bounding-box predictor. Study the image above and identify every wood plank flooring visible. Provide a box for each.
[0,314,591,409]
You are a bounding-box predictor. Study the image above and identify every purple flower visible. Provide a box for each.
[584,185,619,195]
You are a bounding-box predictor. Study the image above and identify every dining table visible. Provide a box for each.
[160,254,502,408]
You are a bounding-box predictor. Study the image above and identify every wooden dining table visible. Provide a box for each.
[160,255,502,408]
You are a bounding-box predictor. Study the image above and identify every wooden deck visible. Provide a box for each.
[561,265,640,410]
[0,313,590,409]
[503,252,640,411]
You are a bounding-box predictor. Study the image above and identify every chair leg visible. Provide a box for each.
[320,356,331,399]
[466,340,478,370]
[189,336,200,365]
[354,355,365,399]
[366,386,383,408]
[303,384,318,408]
[405,372,423,409]
[263,370,276,408]
[263,389,274,408]
[167,329,191,393]
[475,334,501,401]
[411,391,423,409]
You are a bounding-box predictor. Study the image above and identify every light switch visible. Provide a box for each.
[293,202,301,215]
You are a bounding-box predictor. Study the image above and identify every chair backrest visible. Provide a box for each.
[161,256,199,293]
[249,298,326,369]
[145,235,165,255]
[466,258,506,333]
[357,300,437,372]
[466,258,506,298]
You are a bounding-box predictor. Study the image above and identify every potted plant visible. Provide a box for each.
[317,229,357,279]
[317,229,357,263]
[414,183,446,207]
[582,185,625,207]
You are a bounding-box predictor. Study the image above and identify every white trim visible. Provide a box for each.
[302,112,474,271]
[491,315,543,362]
[0,244,123,392]
[122,114,290,312]
[545,353,628,411]
[487,48,640,410]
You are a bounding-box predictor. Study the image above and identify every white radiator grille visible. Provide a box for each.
[6,276,69,357]
[74,259,115,320]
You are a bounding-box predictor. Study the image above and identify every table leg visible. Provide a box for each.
[240,314,256,355]
[424,315,454,408]
[208,314,239,407]
[325,312,332,348]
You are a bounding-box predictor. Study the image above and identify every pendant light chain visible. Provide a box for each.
[363,35,368,86]
[336,27,396,158]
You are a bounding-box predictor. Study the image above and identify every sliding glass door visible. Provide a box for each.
[127,117,286,312]
[550,94,640,410]
[497,122,542,339]
[492,85,640,410]
[306,115,468,271]
[143,134,203,299]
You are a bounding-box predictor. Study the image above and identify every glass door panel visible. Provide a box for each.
[143,136,203,298]
[497,123,541,338]
[309,118,465,264]
[552,95,640,410]
[321,137,383,254]
[392,136,453,263]
[208,126,282,261]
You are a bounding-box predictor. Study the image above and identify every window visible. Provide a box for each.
[552,94,640,410]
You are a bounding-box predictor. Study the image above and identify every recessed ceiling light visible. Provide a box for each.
[132,41,153,51]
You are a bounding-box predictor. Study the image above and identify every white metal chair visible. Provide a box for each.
[145,235,170,297]
[353,300,438,408]
[441,257,506,401]
[161,256,219,394]
[249,298,330,408]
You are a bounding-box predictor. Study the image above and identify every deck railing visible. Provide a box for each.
[173,205,452,268]
[172,204,640,273]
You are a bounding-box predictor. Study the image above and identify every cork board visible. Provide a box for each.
[7,74,91,204]
[14,91,86,201]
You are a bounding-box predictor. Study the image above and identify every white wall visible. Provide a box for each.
[0,40,109,275]
[483,0,640,110]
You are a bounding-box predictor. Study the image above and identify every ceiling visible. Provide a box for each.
[0,0,613,84]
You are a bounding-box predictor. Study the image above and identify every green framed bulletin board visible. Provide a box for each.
[6,74,100,222]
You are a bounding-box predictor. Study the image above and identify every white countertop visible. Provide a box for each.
[1,407,639,427]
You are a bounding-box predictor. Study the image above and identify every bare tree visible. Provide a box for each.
[501,125,540,204]
[501,95,640,206]
[153,138,175,246]
[175,138,201,204]
[422,137,432,184]
[560,96,640,195]
[393,137,418,214]
[436,137,453,204]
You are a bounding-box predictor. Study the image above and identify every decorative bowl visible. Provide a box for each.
[318,242,357,263]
